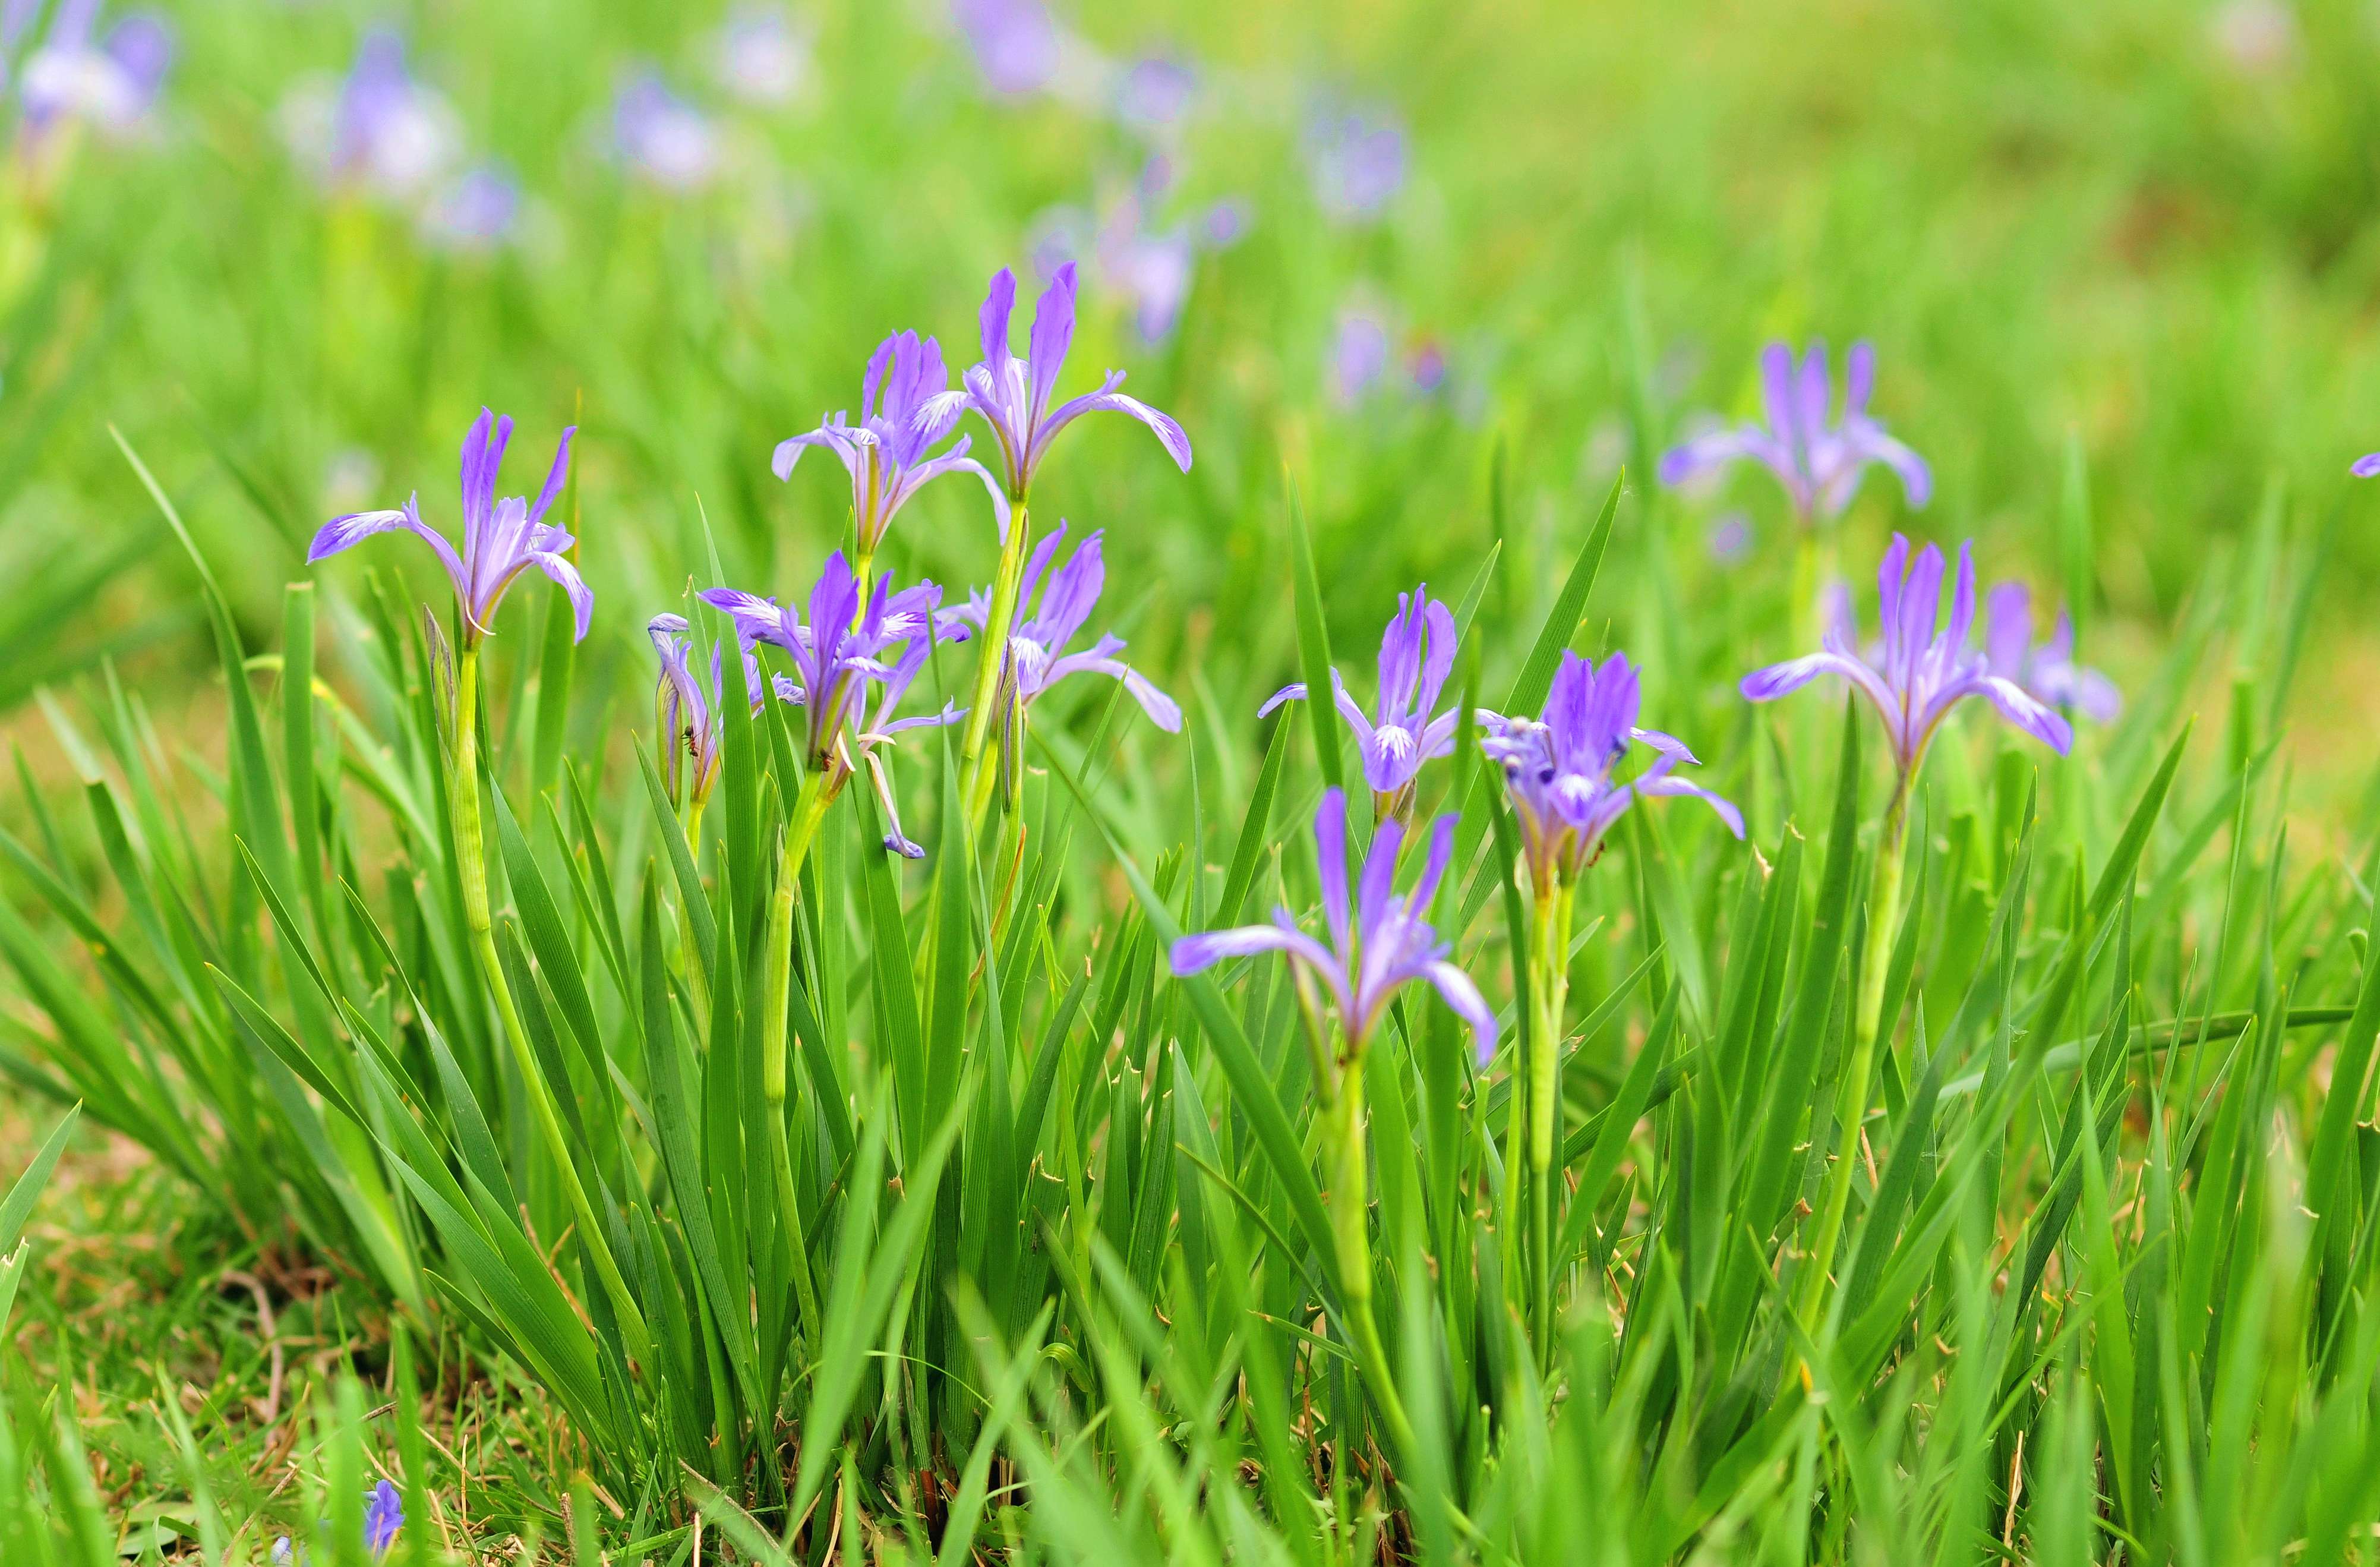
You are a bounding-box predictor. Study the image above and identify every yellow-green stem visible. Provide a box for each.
[760,784,833,1342]
[1326,1055,1419,1468]
[959,505,1031,828]
[1796,786,1910,1324]
[1527,884,1574,1369]
[452,648,652,1370]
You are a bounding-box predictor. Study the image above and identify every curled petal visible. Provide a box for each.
[1257,680,1309,718]
[1740,651,1870,704]
[1658,427,1762,487]
[1035,373,1193,473]
[529,551,593,642]
[1170,918,1334,976]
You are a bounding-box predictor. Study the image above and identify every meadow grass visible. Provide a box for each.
[4,0,2380,1562]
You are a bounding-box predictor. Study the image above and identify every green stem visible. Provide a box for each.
[1797,784,1910,1324]
[959,505,1031,831]
[760,774,835,1349]
[1326,1055,1419,1468]
[451,647,652,1370]
[1527,883,1574,1370]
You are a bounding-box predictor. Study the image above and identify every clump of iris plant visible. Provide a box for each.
[1985,581,2120,724]
[1262,584,1461,824]
[1740,533,2069,1320]
[922,262,1192,828]
[701,551,967,1268]
[307,409,651,1370]
[772,329,1003,592]
[1481,650,1738,1358]
[1171,787,1491,1459]
[952,521,1180,806]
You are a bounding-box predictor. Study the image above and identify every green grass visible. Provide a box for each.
[6,0,2380,1562]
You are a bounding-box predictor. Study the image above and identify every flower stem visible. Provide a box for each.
[1796,783,1909,1326]
[760,771,836,1346]
[451,647,652,1371]
[1526,882,1574,1371]
[1324,1052,1419,1469]
[959,505,1031,832]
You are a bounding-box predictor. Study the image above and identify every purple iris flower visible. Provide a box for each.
[323,30,460,198]
[1328,305,1394,407]
[649,613,774,809]
[710,7,809,106]
[271,1480,403,1563]
[420,162,520,251]
[952,522,1180,732]
[1172,789,1495,1061]
[613,69,718,191]
[773,332,1005,556]
[919,264,1192,506]
[1306,104,1407,223]
[14,0,172,140]
[1660,342,1931,528]
[1114,53,1197,132]
[1260,585,1460,819]
[1741,534,2072,777]
[1984,582,2120,724]
[951,0,1060,97]
[308,409,588,647]
[1482,651,1743,888]
[699,553,968,771]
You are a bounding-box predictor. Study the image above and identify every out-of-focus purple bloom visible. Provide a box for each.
[1172,789,1495,1061]
[1199,197,1251,249]
[1409,338,1450,396]
[952,521,1180,732]
[1742,534,2072,777]
[317,30,460,198]
[1984,582,2120,724]
[711,7,809,106]
[420,162,520,251]
[15,0,172,140]
[774,331,1005,556]
[1661,340,1931,528]
[2351,450,2380,478]
[309,408,587,646]
[1113,52,1197,132]
[613,70,718,191]
[1306,103,1407,223]
[1097,217,1196,343]
[1261,585,1460,818]
[1482,652,1741,888]
[951,0,1059,96]
[272,1480,403,1564]
[921,263,1192,505]
[1328,306,1393,407]
[650,613,773,809]
[699,553,969,770]
[1707,512,1754,566]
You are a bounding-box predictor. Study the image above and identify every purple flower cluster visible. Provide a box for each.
[1743,534,2072,777]
[308,408,588,647]
[1662,341,1931,528]
[921,263,1194,505]
[1483,652,1743,888]
[1172,789,1495,1062]
[6,0,172,147]
[1262,585,1463,819]
[279,30,519,252]
[774,330,1005,557]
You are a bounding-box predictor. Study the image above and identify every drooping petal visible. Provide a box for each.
[1032,373,1193,473]
[1657,426,1762,487]
[528,551,594,642]
[1170,918,1337,976]
[1423,960,1499,1065]
[1632,774,1747,838]
[1257,680,1311,718]
[697,588,794,649]
[1740,650,1875,704]
[1978,675,2075,755]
